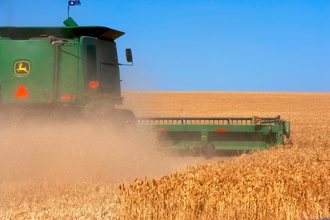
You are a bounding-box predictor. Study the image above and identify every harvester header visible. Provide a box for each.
[138,116,290,157]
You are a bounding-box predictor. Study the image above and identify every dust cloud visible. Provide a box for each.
[0,110,205,183]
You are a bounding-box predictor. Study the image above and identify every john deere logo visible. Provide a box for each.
[14,60,30,76]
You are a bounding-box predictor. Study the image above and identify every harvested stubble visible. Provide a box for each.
[119,92,330,220]
[0,182,119,219]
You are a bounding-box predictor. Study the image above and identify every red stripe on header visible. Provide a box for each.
[215,128,226,133]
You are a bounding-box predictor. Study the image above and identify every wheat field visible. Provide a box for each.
[120,92,330,219]
[0,92,329,219]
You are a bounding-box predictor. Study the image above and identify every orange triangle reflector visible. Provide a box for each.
[15,84,29,98]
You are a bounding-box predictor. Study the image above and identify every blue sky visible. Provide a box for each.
[0,0,329,91]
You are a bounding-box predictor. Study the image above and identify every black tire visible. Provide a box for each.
[203,143,216,159]
[113,109,136,126]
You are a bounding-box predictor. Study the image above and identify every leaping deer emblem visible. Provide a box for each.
[14,61,30,76]
[17,63,28,73]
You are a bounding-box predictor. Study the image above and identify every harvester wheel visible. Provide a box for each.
[203,143,216,159]
[112,109,136,126]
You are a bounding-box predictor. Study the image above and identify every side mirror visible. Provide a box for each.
[126,48,133,63]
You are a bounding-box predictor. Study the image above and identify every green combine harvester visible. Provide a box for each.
[0,18,290,157]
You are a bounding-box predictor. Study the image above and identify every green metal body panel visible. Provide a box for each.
[0,26,123,108]
[57,40,82,104]
[0,40,55,104]
[138,117,290,151]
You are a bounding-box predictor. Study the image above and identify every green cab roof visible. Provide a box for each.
[0,26,125,40]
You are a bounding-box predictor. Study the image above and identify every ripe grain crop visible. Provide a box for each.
[119,144,329,220]
[0,92,329,219]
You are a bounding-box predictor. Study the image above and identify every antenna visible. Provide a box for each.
[67,0,81,18]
